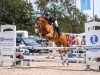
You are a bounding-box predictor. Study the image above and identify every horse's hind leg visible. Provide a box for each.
[62,43,70,65]
[54,41,64,59]
[55,41,68,65]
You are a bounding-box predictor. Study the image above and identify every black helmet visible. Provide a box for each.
[45,12,50,16]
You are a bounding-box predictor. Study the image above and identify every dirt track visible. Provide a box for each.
[0,56,100,75]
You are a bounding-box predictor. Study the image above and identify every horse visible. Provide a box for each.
[35,16,72,65]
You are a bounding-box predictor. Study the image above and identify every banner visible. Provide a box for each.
[81,0,91,10]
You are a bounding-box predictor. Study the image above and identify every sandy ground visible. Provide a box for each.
[0,56,100,75]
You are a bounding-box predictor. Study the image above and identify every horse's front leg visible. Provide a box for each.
[62,49,72,65]
[45,30,54,38]
[45,26,54,38]
[46,33,53,38]
[62,53,69,66]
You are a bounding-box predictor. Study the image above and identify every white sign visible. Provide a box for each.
[0,25,16,65]
[0,32,16,55]
[85,22,100,46]
[85,21,100,70]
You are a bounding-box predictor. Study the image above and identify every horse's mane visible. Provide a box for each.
[37,16,55,38]
[38,16,49,27]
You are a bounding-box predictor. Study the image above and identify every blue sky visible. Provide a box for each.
[30,0,100,18]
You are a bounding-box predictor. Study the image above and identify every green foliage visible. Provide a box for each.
[34,0,87,33]
[1,0,100,34]
[95,15,100,22]
[0,0,34,34]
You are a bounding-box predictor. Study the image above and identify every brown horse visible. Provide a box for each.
[35,16,71,64]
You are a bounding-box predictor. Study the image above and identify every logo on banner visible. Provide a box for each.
[90,35,98,44]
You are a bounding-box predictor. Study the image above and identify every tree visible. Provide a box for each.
[95,15,100,21]
[0,0,35,34]
[34,0,87,33]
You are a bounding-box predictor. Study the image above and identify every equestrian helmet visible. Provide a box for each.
[45,12,50,16]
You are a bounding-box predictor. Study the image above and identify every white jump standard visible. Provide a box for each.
[85,22,100,70]
[0,25,16,66]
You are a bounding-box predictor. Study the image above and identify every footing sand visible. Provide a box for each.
[0,56,100,75]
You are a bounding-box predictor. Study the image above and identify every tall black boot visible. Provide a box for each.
[56,27,61,35]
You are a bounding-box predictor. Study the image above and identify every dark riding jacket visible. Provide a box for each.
[45,16,61,34]
[45,16,56,26]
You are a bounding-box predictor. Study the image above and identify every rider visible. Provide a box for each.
[43,12,61,35]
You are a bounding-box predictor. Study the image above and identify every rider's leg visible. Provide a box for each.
[56,27,61,35]
[54,20,61,35]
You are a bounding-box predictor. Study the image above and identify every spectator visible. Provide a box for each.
[67,35,73,46]
[73,35,82,45]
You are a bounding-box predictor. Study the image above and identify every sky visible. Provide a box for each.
[30,0,100,18]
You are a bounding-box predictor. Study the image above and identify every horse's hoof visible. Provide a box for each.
[10,65,16,67]
[62,62,64,65]
[61,57,63,60]
[27,63,30,66]
[67,63,69,66]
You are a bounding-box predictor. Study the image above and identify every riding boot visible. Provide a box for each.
[56,27,61,35]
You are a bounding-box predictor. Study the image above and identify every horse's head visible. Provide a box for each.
[35,15,57,38]
[35,16,46,33]
[35,16,49,37]
[37,16,48,27]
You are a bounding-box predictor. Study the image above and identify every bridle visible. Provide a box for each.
[35,16,44,34]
